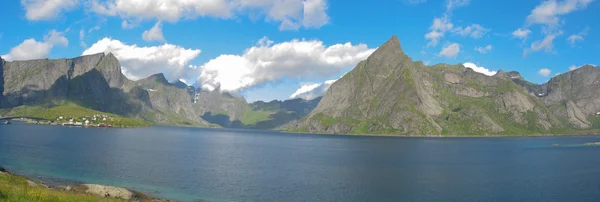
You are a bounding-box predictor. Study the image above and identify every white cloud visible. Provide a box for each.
[567,35,583,45]
[517,0,593,56]
[454,24,489,38]
[538,68,552,77]
[439,43,460,58]
[142,21,166,42]
[524,34,557,56]
[526,0,594,27]
[82,38,201,81]
[197,37,375,92]
[567,27,589,45]
[1,30,68,61]
[302,0,329,28]
[424,16,488,47]
[21,0,78,21]
[463,62,497,76]
[290,79,336,100]
[79,29,87,48]
[446,0,470,12]
[475,45,492,54]
[89,0,330,30]
[512,28,532,40]
[425,17,453,47]
[121,20,139,29]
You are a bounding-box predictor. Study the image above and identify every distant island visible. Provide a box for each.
[1,36,600,136]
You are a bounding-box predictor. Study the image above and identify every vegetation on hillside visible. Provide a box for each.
[0,104,150,127]
[0,173,124,202]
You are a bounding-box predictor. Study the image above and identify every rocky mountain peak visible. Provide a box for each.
[370,35,403,58]
[148,73,169,84]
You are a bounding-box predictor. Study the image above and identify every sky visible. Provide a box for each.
[1,0,598,102]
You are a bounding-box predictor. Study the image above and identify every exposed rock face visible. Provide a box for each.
[0,53,313,128]
[135,73,209,126]
[0,53,211,126]
[291,36,599,135]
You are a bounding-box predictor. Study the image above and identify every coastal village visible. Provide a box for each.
[55,114,115,127]
[3,114,118,127]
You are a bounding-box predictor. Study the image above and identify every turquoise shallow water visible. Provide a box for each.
[1,122,600,202]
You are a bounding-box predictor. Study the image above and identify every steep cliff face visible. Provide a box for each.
[0,53,211,127]
[292,36,592,136]
[135,73,209,126]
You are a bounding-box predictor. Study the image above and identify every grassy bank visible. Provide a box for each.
[0,104,151,128]
[0,173,123,202]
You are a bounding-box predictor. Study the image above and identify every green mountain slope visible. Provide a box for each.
[290,36,600,136]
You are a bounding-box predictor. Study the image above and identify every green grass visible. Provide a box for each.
[0,173,123,202]
[1,104,151,127]
[239,108,274,125]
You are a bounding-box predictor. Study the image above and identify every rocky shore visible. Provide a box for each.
[0,166,173,202]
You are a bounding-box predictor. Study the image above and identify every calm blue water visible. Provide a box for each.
[1,122,600,202]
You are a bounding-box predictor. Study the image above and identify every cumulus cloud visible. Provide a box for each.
[538,68,552,77]
[302,0,329,28]
[2,30,68,61]
[439,43,460,58]
[89,0,330,30]
[197,37,375,92]
[526,0,594,27]
[463,62,497,76]
[517,0,594,56]
[289,79,336,100]
[512,28,532,40]
[21,0,78,21]
[82,38,201,81]
[425,17,453,47]
[475,45,492,54]
[142,21,166,42]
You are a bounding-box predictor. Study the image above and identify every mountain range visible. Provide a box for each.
[1,36,599,136]
[290,36,600,136]
[0,53,318,129]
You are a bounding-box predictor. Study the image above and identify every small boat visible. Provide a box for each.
[4,120,11,124]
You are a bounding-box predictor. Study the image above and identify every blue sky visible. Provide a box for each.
[1,0,598,102]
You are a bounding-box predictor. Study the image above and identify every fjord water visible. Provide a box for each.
[1,123,600,202]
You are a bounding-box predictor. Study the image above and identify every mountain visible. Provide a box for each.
[290,36,600,136]
[0,53,315,128]
[197,89,321,129]
[0,53,209,127]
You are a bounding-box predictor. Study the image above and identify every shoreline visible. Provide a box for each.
[6,121,600,138]
[2,119,150,129]
[282,129,600,138]
[0,166,173,202]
